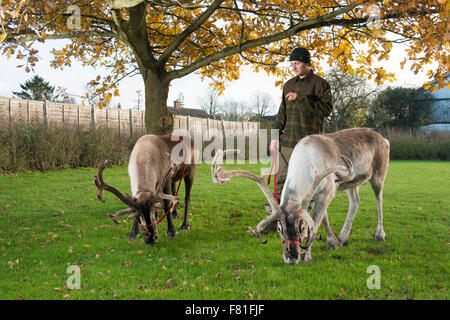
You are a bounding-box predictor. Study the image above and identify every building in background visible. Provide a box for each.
[420,72,450,133]
[167,100,213,119]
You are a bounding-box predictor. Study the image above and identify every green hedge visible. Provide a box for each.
[0,121,141,173]
[382,128,449,161]
[0,122,448,173]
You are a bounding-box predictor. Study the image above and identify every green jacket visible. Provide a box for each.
[273,70,333,148]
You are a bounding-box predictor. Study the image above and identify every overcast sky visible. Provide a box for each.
[0,40,434,115]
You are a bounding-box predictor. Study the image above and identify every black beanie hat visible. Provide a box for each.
[289,47,311,65]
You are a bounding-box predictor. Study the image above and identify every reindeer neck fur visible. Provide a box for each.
[129,135,175,196]
[280,137,336,213]
[280,128,389,211]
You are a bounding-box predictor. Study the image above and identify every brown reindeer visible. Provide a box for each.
[94,134,198,244]
[212,128,389,264]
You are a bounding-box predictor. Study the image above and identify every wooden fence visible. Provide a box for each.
[0,96,260,138]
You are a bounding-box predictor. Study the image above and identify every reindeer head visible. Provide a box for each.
[271,203,315,265]
[212,149,352,265]
[94,160,179,244]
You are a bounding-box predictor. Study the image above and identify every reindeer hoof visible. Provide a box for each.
[144,238,157,245]
[374,229,386,241]
[300,251,312,262]
[128,233,140,240]
[337,235,349,246]
[167,230,177,238]
[180,224,190,231]
[326,238,342,250]
[171,211,181,220]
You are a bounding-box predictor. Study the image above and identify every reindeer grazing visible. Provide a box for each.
[212,128,390,264]
[94,134,198,244]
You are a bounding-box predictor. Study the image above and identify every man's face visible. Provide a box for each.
[290,60,309,77]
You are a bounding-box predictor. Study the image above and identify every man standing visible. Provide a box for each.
[269,47,333,202]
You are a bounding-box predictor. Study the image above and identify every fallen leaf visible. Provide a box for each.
[338,289,348,297]
[166,279,175,288]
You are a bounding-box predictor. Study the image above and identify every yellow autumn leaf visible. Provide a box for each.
[423,83,432,90]
[1,0,448,116]
[106,93,112,103]
[81,244,90,248]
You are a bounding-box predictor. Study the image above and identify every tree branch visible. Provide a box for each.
[112,2,158,72]
[167,2,440,81]
[157,0,225,66]
[4,30,117,43]
[167,0,363,80]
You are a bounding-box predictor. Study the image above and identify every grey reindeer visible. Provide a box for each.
[212,128,390,264]
[95,134,198,244]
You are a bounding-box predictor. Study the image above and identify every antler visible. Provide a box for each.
[212,149,283,243]
[94,160,136,207]
[301,156,354,211]
[155,161,179,203]
[155,161,174,195]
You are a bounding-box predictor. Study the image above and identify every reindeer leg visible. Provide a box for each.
[301,192,335,261]
[128,218,140,239]
[372,184,386,241]
[322,213,342,250]
[140,213,158,244]
[180,169,194,231]
[171,180,181,220]
[338,187,360,245]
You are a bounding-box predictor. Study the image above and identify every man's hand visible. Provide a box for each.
[285,92,298,101]
[269,139,279,153]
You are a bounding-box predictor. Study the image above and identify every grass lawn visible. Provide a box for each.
[0,161,448,300]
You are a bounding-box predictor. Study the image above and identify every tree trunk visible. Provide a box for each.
[142,70,174,135]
